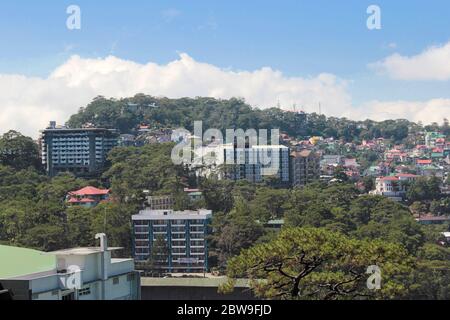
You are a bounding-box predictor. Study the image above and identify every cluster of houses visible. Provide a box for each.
[281,131,449,201]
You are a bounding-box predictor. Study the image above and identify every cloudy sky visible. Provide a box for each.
[0,0,449,138]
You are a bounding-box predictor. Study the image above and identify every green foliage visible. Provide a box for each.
[406,176,442,202]
[0,131,41,171]
[104,143,188,204]
[67,95,421,142]
[222,227,414,300]
[146,234,170,271]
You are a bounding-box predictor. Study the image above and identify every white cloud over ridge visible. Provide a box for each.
[0,53,449,139]
[371,41,450,80]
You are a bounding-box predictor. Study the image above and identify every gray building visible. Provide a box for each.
[40,122,119,177]
[223,144,290,184]
[291,150,321,187]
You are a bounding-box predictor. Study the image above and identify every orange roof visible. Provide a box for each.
[380,176,399,181]
[69,186,110,196]
[417,159,432,165]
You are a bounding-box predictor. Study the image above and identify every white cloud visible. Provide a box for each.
[0,54,353,138]
[358,99,450,124]
[0,53,449,139]
[371,41,450,80]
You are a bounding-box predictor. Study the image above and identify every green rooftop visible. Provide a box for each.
[0,245,56,279]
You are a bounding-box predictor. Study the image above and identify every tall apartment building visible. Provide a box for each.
[40,122,119,177]
[222,144,290,183]
[291,150,321,187]
[132,209,212,273]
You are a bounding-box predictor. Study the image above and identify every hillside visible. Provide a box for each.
[66,94,448,143]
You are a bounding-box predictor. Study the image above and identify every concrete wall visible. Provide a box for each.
[141,285,255,300]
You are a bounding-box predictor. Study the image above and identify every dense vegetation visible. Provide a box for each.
[67,95,450,143]
[0,95,449,299]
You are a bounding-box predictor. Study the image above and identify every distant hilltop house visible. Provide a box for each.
[370,174,419,202]
[425,132,446,148]
[184,188,204,202]
[66,186,111,208]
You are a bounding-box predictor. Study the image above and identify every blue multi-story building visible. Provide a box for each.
[132,209,212,273]
[40,121,119,177]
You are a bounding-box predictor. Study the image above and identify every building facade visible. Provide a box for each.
[145,195,175,210]
[132,209,212,273]
[290,150,321,187]
[223,144,290,184]
[370,174,418,201]
[40,122,119,177]
[0,234,140,300]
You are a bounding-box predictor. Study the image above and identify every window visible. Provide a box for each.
[79,287,91,297]
[127,273,135,282]
[113,277,120,285]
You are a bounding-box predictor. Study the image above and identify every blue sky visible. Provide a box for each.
[0,1,449,137]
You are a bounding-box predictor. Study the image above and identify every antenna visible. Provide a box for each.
[319,102,322,115]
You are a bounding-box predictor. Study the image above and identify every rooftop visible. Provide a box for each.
[45,247,123,256]
[0,245,56,280]
[69,186,110,196]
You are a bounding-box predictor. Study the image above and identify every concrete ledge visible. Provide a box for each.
[141,277,250,288]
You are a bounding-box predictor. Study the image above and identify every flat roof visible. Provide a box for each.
[0,245,56,280]
[45,247,123,256]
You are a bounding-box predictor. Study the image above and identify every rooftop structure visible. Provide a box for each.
[0,234,140,300]
[66,186,110,207]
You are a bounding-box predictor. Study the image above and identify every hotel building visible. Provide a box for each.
[132,209,212,273]
[40,121,119,177]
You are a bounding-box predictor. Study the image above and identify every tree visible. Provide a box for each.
[333,166,349,182]
[146,234,170,272]
[210,198,264,269]
[406,176,442,202]
[221,228,414,300]
[66,206,94,247]
[91,202,135,255]
[0,131,41,171]
[104,143,188,204]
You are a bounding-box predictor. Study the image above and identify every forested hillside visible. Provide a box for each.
[67,94,449,143]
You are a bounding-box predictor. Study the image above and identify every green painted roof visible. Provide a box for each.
[0,245,56,279]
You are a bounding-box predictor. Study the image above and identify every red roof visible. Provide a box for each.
[67,197,81,203]
[69,186,110,196]
[380,176,399,181]
[417,159,432,165]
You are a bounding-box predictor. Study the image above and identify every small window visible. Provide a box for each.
[127,273,135,282]
[113,277,120,285]
[78,287,91,296]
